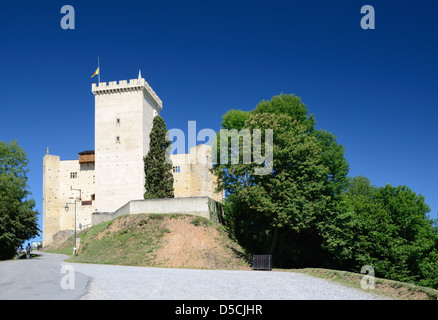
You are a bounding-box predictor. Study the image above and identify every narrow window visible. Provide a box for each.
[70,172,77,179]
[173,166,180,173]
[116,136,121,144]
[116,118,120,126]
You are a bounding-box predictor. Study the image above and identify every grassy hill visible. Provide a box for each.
[47,213,251,270]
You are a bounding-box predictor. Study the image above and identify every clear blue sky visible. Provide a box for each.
[1,1,437,242]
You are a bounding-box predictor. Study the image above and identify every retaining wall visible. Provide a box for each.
[91,196,224,225]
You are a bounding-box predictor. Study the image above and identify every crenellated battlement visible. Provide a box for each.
[92,78,162,109]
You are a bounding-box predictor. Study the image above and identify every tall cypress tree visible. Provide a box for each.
[143,116,174,199]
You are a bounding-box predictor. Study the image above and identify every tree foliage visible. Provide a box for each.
[0,140,40,260]
[213,94,350,267]
[143,116,175,199]
[343,176,438,288]
[213,94,438,289]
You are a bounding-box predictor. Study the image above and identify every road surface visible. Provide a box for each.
[0,251,88,299]
[0,251,385,300]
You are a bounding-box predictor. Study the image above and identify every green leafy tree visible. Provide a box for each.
[212,93,438,288]
[0,140,40,260]
[143,116,174,199]
[344,176,438,288]
[213,94,351,267]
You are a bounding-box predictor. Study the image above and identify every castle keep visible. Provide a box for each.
[43,76,223,245]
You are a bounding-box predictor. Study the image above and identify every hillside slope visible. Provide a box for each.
[60,214,251,270]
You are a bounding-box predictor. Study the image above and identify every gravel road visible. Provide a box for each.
[0,252,385,300]
[76,262,384,300]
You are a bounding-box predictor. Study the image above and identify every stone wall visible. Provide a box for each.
[91,196,224,225]
[43,154,95,245]
[170,144,224,202]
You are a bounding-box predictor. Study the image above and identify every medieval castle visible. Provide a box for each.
[43,74,223,245]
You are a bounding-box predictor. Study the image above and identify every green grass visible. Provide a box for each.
[69,215,169,266]
[191,216,213,228]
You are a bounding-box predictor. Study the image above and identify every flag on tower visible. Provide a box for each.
[91,67,99,78]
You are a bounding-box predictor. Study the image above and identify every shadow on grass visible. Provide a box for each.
[17,252,41,260]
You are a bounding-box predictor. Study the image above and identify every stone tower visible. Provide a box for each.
[92,77,162,213]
